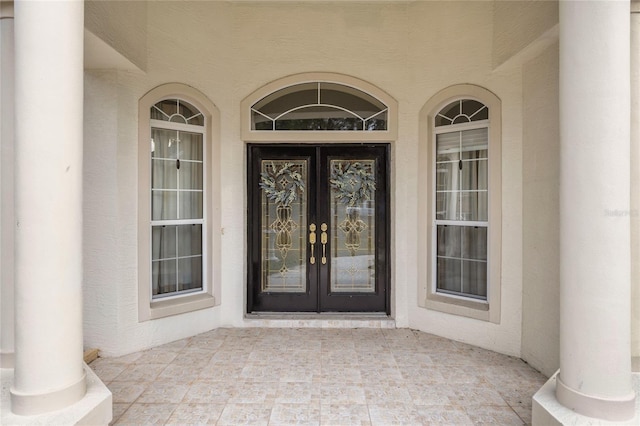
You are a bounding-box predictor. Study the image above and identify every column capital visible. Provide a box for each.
[0,1,13,19]
[633,0,640,14]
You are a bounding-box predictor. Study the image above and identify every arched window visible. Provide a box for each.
[138,84,221,321]
[418,85,502,323]
[251,82,388,131]
[150,98,205,299]
[433,99,489,299]
[241,73,397,142]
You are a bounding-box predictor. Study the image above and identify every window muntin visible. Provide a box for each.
[435,128,488,222]
[150,100,205,300]
[251,82,388,131]
[151,99,204,126]
[435,99,488,127]
[434,100,489,300]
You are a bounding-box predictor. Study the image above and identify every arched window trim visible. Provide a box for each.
[241,72,398,142]
[138,83,221,322]
[418,84,502,324]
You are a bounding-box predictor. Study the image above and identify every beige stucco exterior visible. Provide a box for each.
[81,0,530,358]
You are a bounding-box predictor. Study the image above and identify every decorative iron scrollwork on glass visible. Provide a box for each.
[329,159,376,292]
[330,161,376,255]
[260,161,306,291]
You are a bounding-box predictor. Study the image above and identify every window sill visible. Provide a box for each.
[424,292,493,322]
[139,293,216,322]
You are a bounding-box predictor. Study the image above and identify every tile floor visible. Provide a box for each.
[89,328,547,425]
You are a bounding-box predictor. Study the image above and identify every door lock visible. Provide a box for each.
[309,223,316,264]
[320,223,328,265]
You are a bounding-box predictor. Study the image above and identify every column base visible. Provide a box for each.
[2,363,112,424]
[10,371,86,416]
[533,371,640,425]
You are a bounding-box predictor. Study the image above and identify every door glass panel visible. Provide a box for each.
[329,159,376,293]
[260,160,307,292]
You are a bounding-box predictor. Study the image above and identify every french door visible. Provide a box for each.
[247,144,389,313]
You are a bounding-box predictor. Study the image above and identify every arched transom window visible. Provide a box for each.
[151,99,204,126]
[251,82,388,131]
[435,99,488,127]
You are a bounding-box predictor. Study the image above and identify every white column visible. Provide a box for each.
[0,0,15,369]
[10,0,86,416]
[631,0,640,371]
[557,0,636,421]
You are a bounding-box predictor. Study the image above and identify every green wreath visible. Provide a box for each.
[330,161,376,207]
[259,162,305,206]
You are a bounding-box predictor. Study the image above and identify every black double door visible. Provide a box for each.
[247,144,389,313]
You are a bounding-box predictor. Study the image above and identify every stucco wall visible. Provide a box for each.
[83,71,120,354]
[492,0,558,69]
[521,43,560,378]
[84,1,531,357]
[83,70,224,356]
[403,1,524,357]
[84,0,147,71]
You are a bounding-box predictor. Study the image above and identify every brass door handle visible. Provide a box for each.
[309,224,316,264]
[320,223,328,265]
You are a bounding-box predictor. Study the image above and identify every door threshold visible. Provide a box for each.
[243,312,395,329]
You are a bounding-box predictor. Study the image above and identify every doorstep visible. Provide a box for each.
[243,312,395,329]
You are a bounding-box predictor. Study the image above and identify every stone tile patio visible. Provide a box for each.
[89,328,547,425]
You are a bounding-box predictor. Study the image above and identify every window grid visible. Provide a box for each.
[251,82,389,131]
[433,99,489,301]
[150,101,206,300]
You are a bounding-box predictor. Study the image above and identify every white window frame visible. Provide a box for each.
[150,118,205,300]
[138,84,221,322]
[418,84,502,323]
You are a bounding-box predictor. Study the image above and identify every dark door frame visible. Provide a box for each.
[247,143,391,314]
